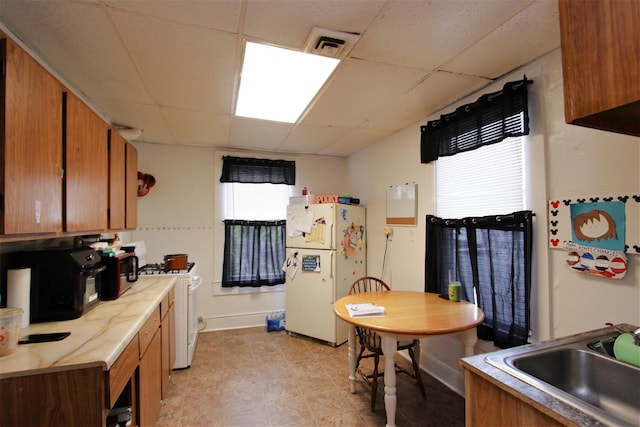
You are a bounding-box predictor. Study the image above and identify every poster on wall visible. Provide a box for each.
[548,194,640,279]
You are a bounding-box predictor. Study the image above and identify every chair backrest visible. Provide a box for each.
[349,277,389,350]
[349,276,390,295]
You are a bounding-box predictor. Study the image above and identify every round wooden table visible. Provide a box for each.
[334,291,484,427]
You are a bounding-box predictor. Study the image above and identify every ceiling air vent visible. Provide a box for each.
[303,27,360,60]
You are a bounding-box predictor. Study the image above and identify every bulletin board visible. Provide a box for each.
[386,184,417,226]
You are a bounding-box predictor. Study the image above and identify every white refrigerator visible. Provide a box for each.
[285,203,366,346]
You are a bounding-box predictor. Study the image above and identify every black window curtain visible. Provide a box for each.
[222,220,286,287]
[425,211,534,348]
[420,77,532,164]
[220,156,295,185]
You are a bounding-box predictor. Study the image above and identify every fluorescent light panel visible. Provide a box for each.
[235,41,340,123]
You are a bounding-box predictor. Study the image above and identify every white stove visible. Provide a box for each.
[130,243,201,369]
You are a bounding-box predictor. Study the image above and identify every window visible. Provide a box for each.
[220,156,294,288]
[424,79,533,348]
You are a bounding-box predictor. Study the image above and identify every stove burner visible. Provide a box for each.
[138,262,195,275]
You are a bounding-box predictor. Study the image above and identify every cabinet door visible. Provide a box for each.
[559,0,640,136]
[1,37,63,235]
[108,130,126,230]
[138,327,162,427]
[125,142,138,229]
[64,91,109,232]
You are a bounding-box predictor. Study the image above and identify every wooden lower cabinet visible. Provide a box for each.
[464,370,567,427]
[0,367,105,426]
[138,327,162,426]
[0,290,174,427]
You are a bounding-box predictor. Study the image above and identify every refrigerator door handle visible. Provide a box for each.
[330,250,334,279]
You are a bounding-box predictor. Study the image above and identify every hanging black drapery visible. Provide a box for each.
[220,156,296,185]
[420,77,532,164]
[222,219,286,287]
[425,211,534,348]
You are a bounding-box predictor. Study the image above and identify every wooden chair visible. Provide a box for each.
[348,276,427,410]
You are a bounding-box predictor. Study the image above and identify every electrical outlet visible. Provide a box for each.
[382,226,393,239]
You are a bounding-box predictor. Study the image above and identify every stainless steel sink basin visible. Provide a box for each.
[485,325,640,426]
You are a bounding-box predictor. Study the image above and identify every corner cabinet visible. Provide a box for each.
[558,0,640,137]
[0,36,63,235]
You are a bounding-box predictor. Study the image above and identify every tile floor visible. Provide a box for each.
[156,327,465,426]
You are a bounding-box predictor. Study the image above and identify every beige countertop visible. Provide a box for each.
[0,276,176,379]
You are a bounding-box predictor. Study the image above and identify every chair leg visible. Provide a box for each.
[408,347,427,399]
[370,352,380,411]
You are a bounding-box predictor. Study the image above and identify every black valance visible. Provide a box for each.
[220,156,296,185]
[420,77,532,164]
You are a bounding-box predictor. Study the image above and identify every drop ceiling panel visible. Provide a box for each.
[276,124,351,154]
[111,9,237,113]
[320,128,395,157]
[350,0,533,70]
[161,108,231,146]
[442,0,560,78]
[92,98,173,144]
[302,58,429,128]
[243,0,385,49]
[0,1,154,106]
[229,117,294,152]
[105,0,242,33]
[362,71,490,131]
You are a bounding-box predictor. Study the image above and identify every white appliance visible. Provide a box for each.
[130,242,202,369]
[285,203,366,345]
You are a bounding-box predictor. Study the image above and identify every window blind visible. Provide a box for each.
[436,137,524,218]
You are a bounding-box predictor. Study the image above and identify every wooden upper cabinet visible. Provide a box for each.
[64,91,109,232]
[125,142,138,229]
[558,0,640,136]
[1,36,63,235]
[109,130,126,230]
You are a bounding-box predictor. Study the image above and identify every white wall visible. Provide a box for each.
[348,48,640,395]
[131,145,348,330]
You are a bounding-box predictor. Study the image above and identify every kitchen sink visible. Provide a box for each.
[485,325,640,426]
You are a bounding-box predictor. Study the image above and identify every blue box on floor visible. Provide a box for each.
[266,310,285,332]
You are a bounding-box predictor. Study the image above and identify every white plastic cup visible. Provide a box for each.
[0,308,23,356]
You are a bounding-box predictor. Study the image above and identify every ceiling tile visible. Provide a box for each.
[276,124,350,154]
[319,128,395,157]
[350,0,533,70]
[361,71,490,130]
[161,108,231,146]
[229,117,294,152]
[243,0,385,49]
[104,0,242,33]
[442,0,560,78]
[302,58,428,128]
[109,8,237,113]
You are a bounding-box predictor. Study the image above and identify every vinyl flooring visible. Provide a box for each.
[155,327,465,426]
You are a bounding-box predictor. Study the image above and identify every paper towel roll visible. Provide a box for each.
[613,333,640,368]
[7,268,30,328]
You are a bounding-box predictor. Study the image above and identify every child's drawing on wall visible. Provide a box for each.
[340,221,364,259]
[570,201,625,251]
